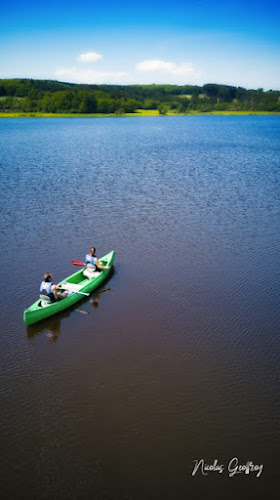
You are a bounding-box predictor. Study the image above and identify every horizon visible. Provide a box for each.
[0,77,279,93]
[1,0,280,91]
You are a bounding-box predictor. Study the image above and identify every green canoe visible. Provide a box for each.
[23,251,115,325]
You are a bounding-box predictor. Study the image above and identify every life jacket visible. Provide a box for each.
[85,254,97,269]
[40,280,54,297]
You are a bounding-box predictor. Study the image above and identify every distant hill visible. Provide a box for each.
[0,78,279,114]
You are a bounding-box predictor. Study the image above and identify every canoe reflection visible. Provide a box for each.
[26,288,111,341]
[26,309,70,341]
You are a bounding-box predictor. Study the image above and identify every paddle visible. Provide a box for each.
[72,260,85,266]
[67,290,90,296]
[57,287,90,296]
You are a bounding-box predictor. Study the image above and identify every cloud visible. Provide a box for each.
[54,56,203,85]
[54,66,127,84]
[136,59,201,77]
[77,52,102,63]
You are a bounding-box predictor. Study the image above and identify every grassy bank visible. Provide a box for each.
[0,109,279,118]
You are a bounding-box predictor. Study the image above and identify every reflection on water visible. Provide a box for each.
[26,288,112,341]
[90,288,111,309]
[26,309,69,341]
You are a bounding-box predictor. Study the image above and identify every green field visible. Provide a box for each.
[0,109,279,118]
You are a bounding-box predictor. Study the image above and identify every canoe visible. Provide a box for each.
[23,251,115,325]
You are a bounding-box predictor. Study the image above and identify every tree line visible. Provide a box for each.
[0,79,279,114]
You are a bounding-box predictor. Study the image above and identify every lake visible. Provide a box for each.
[0,116,279,499]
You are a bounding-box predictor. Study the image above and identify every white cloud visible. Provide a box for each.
[77,52,103,63]
[54,56,203,85]
[136,59,201,78]
[55,66,127,84]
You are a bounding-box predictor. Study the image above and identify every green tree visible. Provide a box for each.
[123,98,140,113]
[157,103,168,115]
[20,96,36,112]
[79,92,97,113]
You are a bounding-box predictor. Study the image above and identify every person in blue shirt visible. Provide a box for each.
[83,246,111,278]
[40,272,68,302]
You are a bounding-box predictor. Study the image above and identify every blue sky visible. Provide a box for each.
[1,0,279,89]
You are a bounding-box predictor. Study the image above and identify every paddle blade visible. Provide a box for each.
[72,260,86,266]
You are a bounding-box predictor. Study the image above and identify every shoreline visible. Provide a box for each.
[0,110,279,118]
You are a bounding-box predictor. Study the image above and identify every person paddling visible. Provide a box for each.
[83,246,111,278]
[40,272,68,302]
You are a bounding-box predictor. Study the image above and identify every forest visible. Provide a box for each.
[0,78,279,114]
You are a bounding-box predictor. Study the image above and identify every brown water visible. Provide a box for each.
[0,117,279,499]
